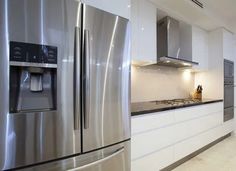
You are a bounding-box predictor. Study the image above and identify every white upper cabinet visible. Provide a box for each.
[192,26,209,71]
[81,0,131,19]
[223,29,234,61]
[131,0,157,65]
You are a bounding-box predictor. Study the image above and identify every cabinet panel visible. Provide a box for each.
[223,29,233,61]
[131,126,174,160]
[132,110,175,135]
[174,102,223,123]
[131,0,156,64]
[192,26,208,70]
[174,125,224,162]
[173,112,222,142]
[131,146,174,171]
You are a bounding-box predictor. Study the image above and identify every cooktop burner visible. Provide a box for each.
[151,99,201,106]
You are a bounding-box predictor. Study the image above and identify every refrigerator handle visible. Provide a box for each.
[83,29,90,129]
[67,148,125,171]
[74,27,81,130]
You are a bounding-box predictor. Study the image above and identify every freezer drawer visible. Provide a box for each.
[19,141,130,171]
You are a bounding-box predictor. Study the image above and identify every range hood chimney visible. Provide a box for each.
[156,16,198,68]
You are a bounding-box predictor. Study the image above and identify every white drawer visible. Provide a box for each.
[131,125,174,160]
[131,111,222,159]
[173,112,222,142]
[131,146,174,171]
[174,102,223,123]
[174,122,231,162]
[132,110,175,135]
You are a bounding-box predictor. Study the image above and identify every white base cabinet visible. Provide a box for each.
[132,146,174,171]
[131,102,234,171]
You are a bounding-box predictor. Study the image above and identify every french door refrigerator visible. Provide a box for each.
[0,0,131,170]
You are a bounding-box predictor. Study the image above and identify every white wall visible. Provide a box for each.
[131,65,195,102]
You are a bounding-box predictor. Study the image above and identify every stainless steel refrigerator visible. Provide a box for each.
[0,0,131,170]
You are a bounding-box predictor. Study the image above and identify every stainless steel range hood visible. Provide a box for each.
[156,16,198,68]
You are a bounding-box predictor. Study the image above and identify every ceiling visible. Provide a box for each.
[150,0,236,34]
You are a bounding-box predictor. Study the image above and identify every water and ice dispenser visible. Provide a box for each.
[9,42,57,113]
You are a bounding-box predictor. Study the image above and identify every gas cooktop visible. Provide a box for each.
[152,99,202,106]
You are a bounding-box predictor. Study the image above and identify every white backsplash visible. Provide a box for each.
[131,65,195,102]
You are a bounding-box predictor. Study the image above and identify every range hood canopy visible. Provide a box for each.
[157,56,198,68]
[155,16,199,68]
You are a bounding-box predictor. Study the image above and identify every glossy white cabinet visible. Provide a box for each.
[174,120,234,162]
[131,102,234,170]
[223,29,234,61]
[132,146,174,171]
[81,0,131,19]
[132,110,175,135]
[131,0,157,65]
[192,26,209,71]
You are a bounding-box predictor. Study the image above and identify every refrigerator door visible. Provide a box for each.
[81,5,131,152]
[0,0,82,170]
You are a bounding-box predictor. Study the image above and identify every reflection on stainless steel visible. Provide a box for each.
[74,27,81,130]
[20,141,130,171]
[82,5,130,153]
[0,0,130,171]
[83,29,90,130]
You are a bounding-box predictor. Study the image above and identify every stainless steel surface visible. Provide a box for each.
[82,4,131,153]
[68,148,125,171]
[0,0,82,169]
[224,59,234,122]
[83,29,90,130]
[224,107,234,122]
[0,1,130,170]
[166,16,180,58]
[155,16,198,68]
[157,56,198,68]
[74,27,81,130]
[10,61,57,68]
[224,84,234,108]
[20,141,130,171]
[224,59,234,79]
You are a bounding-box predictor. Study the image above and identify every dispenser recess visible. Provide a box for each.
[9,42,57,113]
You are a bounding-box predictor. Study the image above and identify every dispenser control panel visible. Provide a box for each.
[10,41,57,64]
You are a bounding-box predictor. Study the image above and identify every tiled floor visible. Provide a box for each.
[173,135,236,171]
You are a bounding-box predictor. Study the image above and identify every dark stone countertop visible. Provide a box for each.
[131,99,223,116]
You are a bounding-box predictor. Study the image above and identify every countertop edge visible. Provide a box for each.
[131,99,223,117]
